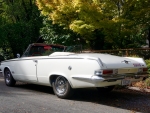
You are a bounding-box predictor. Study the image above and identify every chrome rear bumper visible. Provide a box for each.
[91,73,149,82]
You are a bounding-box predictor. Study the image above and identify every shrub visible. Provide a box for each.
[145,60,150,75]
[145,78,150,88]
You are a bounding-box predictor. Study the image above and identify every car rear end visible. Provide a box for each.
[91,54,148,86]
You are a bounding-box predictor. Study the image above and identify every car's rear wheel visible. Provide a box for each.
[96,86,115,93]
[4,68,16,86]
[52,76,73,99]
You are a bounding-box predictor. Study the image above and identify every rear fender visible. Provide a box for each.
[49,72,73,88]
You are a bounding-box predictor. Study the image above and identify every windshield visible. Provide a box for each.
[22,44,82,57]
[22,44,65,57]
[64,45,82,53]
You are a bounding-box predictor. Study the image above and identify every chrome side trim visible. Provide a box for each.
[72,76,124,82]
[2,57,84,63]
[72,76,92,80]
[72,73,148,82]
[98,58,104,67]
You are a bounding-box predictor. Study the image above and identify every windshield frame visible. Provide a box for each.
[21,43,65,57]
[21,43,82,57]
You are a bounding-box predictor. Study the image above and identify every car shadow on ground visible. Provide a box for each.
[15,82,54,94]
[13,82,150,113]
[72,88,150,112]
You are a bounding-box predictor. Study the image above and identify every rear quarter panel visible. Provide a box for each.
[37,57,101,88]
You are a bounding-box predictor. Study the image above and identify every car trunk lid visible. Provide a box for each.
[76,53,144,69]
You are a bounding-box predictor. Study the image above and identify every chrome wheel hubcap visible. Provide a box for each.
[5,70,11,83]
[55,76,67,94]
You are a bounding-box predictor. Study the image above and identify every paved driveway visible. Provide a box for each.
[0,74,150,113]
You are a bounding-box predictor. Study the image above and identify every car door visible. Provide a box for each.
[14,57,37,82]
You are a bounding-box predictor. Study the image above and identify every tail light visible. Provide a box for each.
[138,68,148,73]
[143,68,148,72]
[103,70,113,74]
[94,69,113,76]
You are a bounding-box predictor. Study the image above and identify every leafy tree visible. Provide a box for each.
[40,17,84,46]
[0,0,43,58]
[37,0,107,49]
[123,0,150,47]
[36,0,148,49]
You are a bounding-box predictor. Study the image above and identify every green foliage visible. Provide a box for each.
[0,0,149,57]
[0,0,43,58]
[40,17,84,46]
[145,60,150,75]
[37,0,110,48]
[36,0,149,49]
[145,78,150,87]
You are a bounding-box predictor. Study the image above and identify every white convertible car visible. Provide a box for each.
[0,43,148,98]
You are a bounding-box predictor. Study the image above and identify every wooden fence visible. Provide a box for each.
[83,48,150,60]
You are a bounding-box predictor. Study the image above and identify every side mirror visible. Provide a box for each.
[16,53,20,58]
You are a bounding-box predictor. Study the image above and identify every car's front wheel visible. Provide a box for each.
[4,68,16,86]
[52,76,73,99]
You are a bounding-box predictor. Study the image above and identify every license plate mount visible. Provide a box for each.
[121,79,131,86]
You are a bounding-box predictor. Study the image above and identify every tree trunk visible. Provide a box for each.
[22,0,30,21]
[90,30,105,50]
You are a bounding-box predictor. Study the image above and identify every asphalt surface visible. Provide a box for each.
[0,73,150,113]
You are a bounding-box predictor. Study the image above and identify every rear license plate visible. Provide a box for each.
[121,79,131,86]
